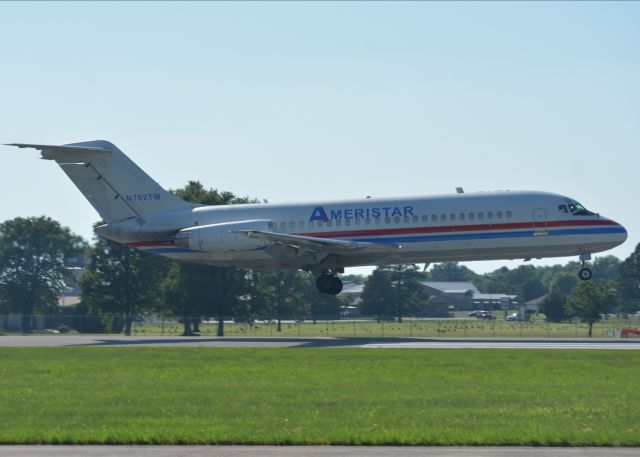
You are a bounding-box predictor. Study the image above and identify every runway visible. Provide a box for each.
[2,335,640,349]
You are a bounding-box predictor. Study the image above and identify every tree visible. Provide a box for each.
[160,181,259,336]
[591,255,621,281]
[619,243,640,315]
[0,216,86,332]
[360,266,395,321]
[361,265,427,322]
[540,273,577,322]
[390,264,428,322]
[565,281,617,337]
[80,237,168,335]
[426,262,478,282]
[254,270,310,331]
[521,277,547,302]
[479,265,543,299]
[162,262,248,336]
[171,180,259,206]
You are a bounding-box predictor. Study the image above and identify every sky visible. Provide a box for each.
[0,2,638,276]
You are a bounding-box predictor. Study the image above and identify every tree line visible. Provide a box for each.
[358,256,638,337]
[1,181,639,336]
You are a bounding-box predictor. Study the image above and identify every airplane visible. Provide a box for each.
[7,140,628,295]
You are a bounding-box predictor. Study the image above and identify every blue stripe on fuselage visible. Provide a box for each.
[344,226,626,245]
[135,226,625,254]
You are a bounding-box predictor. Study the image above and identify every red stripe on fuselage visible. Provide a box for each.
[125,219,617,247]
[296,219,617,239]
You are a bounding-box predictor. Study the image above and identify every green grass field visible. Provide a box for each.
[0,348,639,445]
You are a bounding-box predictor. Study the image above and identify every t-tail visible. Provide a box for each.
[8,141,195,223]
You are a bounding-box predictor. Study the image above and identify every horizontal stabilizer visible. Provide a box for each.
[6,140,195,223]
[6,143,112,161]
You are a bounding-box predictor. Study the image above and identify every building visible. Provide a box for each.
[422,281,518,311]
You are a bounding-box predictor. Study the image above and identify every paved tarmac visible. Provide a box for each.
[2,446,640,457]
[1,334,640,349]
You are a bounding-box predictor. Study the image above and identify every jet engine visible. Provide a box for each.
[174,219,272,252]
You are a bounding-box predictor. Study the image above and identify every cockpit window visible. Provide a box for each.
[573,203,595,216]
[558,204,568,213]
[565,201,596,216]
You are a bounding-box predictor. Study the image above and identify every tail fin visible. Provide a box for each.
[9,140,196,222]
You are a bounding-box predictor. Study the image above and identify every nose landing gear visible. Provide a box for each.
[315,270,343,295]
[578,253,592,281]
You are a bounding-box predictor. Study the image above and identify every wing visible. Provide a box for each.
[234,230,400,267]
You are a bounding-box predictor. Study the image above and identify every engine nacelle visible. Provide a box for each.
[174,219,272,252]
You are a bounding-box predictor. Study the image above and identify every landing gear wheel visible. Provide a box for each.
[316,274,343,295]
[579,267,592,281]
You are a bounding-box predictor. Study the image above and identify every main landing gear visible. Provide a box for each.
[316,271,343,295]
[578,253,592,281]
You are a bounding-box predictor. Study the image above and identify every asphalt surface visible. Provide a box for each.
[2,446,640,457]
[1,334,640,349]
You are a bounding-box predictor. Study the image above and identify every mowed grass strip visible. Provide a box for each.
[0,348,638,445]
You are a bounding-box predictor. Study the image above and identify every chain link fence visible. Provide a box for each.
[2,313,640,338]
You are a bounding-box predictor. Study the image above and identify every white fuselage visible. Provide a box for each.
[100,190,627,270]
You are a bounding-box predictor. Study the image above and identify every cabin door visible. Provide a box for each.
[533,208,548,236]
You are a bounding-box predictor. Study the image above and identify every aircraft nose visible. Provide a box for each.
[609,219,628,244]
[619,222,628,241]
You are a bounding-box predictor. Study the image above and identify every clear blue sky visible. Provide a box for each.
[1,2,638,275]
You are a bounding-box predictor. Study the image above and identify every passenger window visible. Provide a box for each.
[404,216,410,223]
[365,218,371,225]
[394,216,401,224]
[385,217,391,224]
[450,214,456,221]
[326,220,332,227]
[422,215,428,222]
[478,212,484,220]
[459,213,465,221]
[469,213,474,220]
[487,212,493,219]
[412,215,418,223]
[506,211,512,218]
[345,219,351,226]
[497,211,503,219]
[280,222,286,230]
[298,221,304,228]
[317,221,323,227]
[431,215,437,222]
[355,219,361,226]
[375,218,381,225]
[336,219,342,226]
